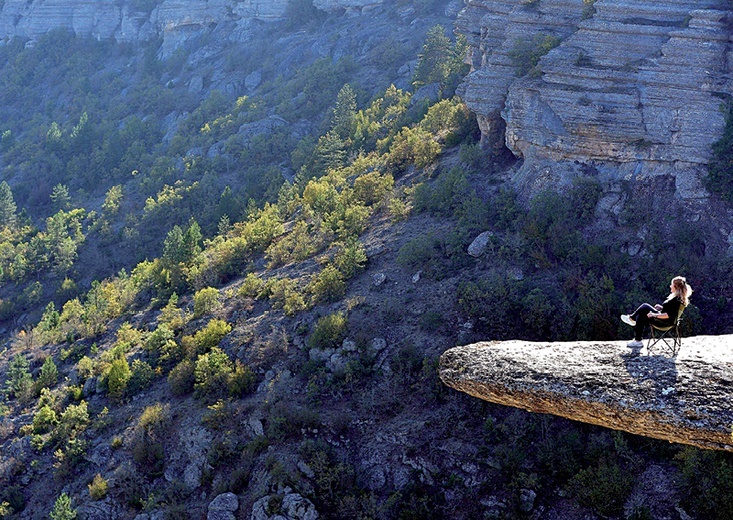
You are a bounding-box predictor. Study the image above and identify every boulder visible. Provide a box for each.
[251,493,318,520]
[209,492,238,512]
[372,272,386,286]
[440,336,733,451]
[208,492,238,520]
[467,231,493,257]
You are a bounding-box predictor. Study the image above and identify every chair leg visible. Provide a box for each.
[647,326,678,356]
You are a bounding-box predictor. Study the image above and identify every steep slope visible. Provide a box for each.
[2,0,733,519]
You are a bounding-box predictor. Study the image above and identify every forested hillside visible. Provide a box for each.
[1,0,733,519]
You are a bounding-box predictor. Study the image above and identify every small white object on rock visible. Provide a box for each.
[412,271,422,283]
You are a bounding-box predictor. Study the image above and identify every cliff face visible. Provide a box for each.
[440,337,733,451]
[0,0,384,49]
[457,0,733,199]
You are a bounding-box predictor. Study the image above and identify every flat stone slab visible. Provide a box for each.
[439,336,733,451]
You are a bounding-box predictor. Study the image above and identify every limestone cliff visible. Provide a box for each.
[0,0,384,49]
[439,337,733,451]
[456,0,733,199]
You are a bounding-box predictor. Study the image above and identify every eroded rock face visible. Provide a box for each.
[457,0,733,198]
[439,337,733,451]
[0,0,385,45]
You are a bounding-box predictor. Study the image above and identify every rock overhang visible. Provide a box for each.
[439,336,733,451]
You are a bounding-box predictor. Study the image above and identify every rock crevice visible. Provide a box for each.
[439,337,733,451]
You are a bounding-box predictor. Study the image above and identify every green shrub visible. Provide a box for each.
[334,239,367,279]
[32,404,58,434]
[106,357,131,401]
[228,362,256,397]
[352,171,394,206]
[238,273,267,299]
[168,359,195,396]
[567,459,633,517]
[308,312,348,350]
[158,293,190,331]
[265,220,322,268]
[412,25,469,93]
[268,278,308,316]
[88,474,108,500]
[193,319,232,354]
[128,359,155,394]
[137,403,170,434]
[308,265,346,304]
[329,203,370,240]
[50,493,76,520]
[419,98,475,146]
[384,127,441,175]
[56,400,90,443]
[508,34,562,76]
[193,347,234,399]
[144,324,177,365]
[132,403,169,476]
[5,353,32,402]
[34,356,59,394]
[412,167,469,217]
[675,447,733,519]
[193,287,220,317]
[396,234,440,269]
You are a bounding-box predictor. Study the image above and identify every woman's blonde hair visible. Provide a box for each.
[671,276,692,306]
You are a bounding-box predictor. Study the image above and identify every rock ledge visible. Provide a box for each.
[439,336,733,450]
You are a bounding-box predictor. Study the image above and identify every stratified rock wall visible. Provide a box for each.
[0,0,384,46]
[439,337,733,451]
[457,0,733,199]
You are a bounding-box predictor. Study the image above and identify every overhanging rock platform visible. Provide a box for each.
[439,337,733,450]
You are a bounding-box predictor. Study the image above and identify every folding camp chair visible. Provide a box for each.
[647,304,686,356]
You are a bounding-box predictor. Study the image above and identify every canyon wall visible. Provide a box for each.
[456,0,733,199]
[0,0,384,50]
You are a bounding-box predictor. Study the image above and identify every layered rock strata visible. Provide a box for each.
[0,0,385,46]
[439,337,733,451]
[456,0,733,198]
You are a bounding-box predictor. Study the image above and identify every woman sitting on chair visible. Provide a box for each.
[621,276,692,348]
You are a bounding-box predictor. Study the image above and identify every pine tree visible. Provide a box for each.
[0,181,17,228]
[50,493,77,520]
[182,220,202,262]
[107,357,131,401]
[331,84,357,140]
[50,184,71,212]
[35,356,59,393]
[412,25,469,92]
[5,353,32,401]
[163,225,185,265]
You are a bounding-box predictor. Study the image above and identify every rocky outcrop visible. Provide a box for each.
[439,336,733,451]
[0,0,385,46]
[251,492,319,520]
[457,0,733,199]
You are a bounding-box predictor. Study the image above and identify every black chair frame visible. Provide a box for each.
[646,305,685,357]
